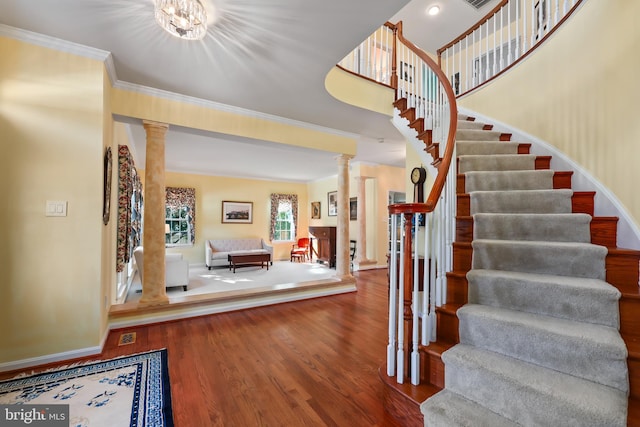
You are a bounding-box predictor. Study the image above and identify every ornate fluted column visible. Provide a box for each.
[354,176,376,269]
[139,120,169,306]
[336,154,354,278]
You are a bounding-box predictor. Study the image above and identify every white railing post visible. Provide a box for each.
[422,212,431,345]
[396,214,405,383]
[411,214,420,385]
[387,213,398,377]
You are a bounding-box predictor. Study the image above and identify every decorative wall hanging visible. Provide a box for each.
[102,147,112,225]
[116,145,141,273]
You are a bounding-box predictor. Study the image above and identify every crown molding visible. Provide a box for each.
[0,24,111,62]
[0,23,359,141]
[112,80,360,140]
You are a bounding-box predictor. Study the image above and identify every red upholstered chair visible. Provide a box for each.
[290,237,310,262]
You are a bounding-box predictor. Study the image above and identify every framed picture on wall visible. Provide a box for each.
[534,0,548,40]
[311,201,321,219]
[400,61,413,83]
[221,201,252,224]
[327,191,337,216]
[349,197,357,221]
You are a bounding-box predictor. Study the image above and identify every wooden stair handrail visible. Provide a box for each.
[394,21,458,214]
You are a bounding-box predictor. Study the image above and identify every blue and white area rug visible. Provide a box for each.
[0,349,173,426]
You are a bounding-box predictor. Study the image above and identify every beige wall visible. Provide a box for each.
[459,0,640,233]
[0,37,106,363]
[360,164,405,265]
[145,172,309,263]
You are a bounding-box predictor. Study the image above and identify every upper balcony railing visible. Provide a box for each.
[438,0,583,96]
[337,23,395,87]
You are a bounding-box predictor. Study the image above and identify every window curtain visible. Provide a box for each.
[165,187,196,245]
[269,193,298,241]
[116,145,142,273]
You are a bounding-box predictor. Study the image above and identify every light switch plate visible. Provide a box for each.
[46,200,67,217]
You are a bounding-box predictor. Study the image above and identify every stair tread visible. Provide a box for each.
[459,304,627,355]
[421,389,519,427]
[443,344,628,420]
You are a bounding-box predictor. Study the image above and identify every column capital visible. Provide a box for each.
[142,120,169,130]
[336,154,354,164]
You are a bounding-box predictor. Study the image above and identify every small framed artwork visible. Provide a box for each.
[349,197,357,221]
[534,0,548,40]
[400,61,413,83]
[311,201,321,219]
[327,191,337,217]
[222,201,253,224]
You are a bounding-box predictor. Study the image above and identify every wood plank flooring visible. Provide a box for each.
[1,269,402,427]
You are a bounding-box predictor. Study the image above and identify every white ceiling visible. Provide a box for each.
[0,0,499,182]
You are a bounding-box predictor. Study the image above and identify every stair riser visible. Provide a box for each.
[456,155,550,173]
[456,216,617,247]
[458,308,629,392]
[455,129,508,141]
[458,171,572,194]
[436,309,459,343]
[629,356,640,400]
[606,251,640,294]
[424,351,445,389]
[454,193,595,215]
[445,273,467,304]
[620,296,640,338]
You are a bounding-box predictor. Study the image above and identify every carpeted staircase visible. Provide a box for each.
[420,116,629,426]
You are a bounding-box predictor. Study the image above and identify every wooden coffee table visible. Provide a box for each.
[228,253,271,273]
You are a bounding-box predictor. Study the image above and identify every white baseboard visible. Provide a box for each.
[109,283,357,330]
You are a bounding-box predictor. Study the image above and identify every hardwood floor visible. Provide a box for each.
[2,269,402,427]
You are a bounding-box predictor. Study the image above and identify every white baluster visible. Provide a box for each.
[485,18,489,81]
[508,0,513,65]
[472,28,477,87]
[387,213,398,377]
[522,0,528,53]
[493,14,497,76]
[411,214,420,385]
[397,215,405,383]
[465,35,469,93]
[422,211,430,345]
[499,6,504,71]
[429,211,437,341]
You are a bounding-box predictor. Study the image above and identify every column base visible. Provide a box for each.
[354,259,378,271]
[138,293,170,307]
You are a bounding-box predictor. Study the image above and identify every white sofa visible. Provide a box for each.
[133,246,189,291]
[205,238,273,269]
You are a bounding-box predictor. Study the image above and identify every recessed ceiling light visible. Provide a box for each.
[428,5,440,16]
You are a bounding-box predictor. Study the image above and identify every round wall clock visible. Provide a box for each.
[102,147,113,225]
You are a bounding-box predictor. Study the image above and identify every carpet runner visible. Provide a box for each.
[420,116,628,426]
